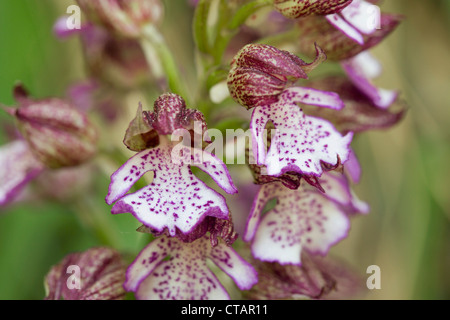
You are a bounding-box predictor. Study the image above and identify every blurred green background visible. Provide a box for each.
[0,0,449,300]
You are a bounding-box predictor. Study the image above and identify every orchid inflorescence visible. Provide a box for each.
[0,0,405,300]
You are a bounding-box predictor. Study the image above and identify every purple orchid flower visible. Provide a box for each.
[124,235,258,300]
[106,94,237,239]
[244,169,368,265]
[250,88,352,179]
[228,44,352,186]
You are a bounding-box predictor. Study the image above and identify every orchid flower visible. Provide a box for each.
[227,44,352,184]
[250,88,353,179]
[106,94,238,239]
[124,235,258,300]
[244,169,368,265]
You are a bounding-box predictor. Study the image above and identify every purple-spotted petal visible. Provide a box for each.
[244,182,350,265]
[342,52,398,109]
[283,86,344,110]
[250,91,352,177]
[106,144,235,236]
[124,236,257,300]
[246,128,342,192]
[189,147,238,195]
[0,140,44,206]
[209,241,259,290]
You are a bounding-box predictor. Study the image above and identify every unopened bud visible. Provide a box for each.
[144,93,208,138]
[76,0,164,38]
[10,85,98,169]
[44,247,127,300]
[273,0,352,19]
[227,43,326,109]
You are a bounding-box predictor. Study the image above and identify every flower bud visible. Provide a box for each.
[76,0,164,38]
[144,93,208,138]
[44,247,127,300]
[273,0,352,19]
[227,43,326,109]
[9,84,98,169]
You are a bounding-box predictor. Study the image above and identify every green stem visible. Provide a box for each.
[141,25,190,103]
[212,0,273,69]
[228,0,273,30]
[193,0,213,54]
